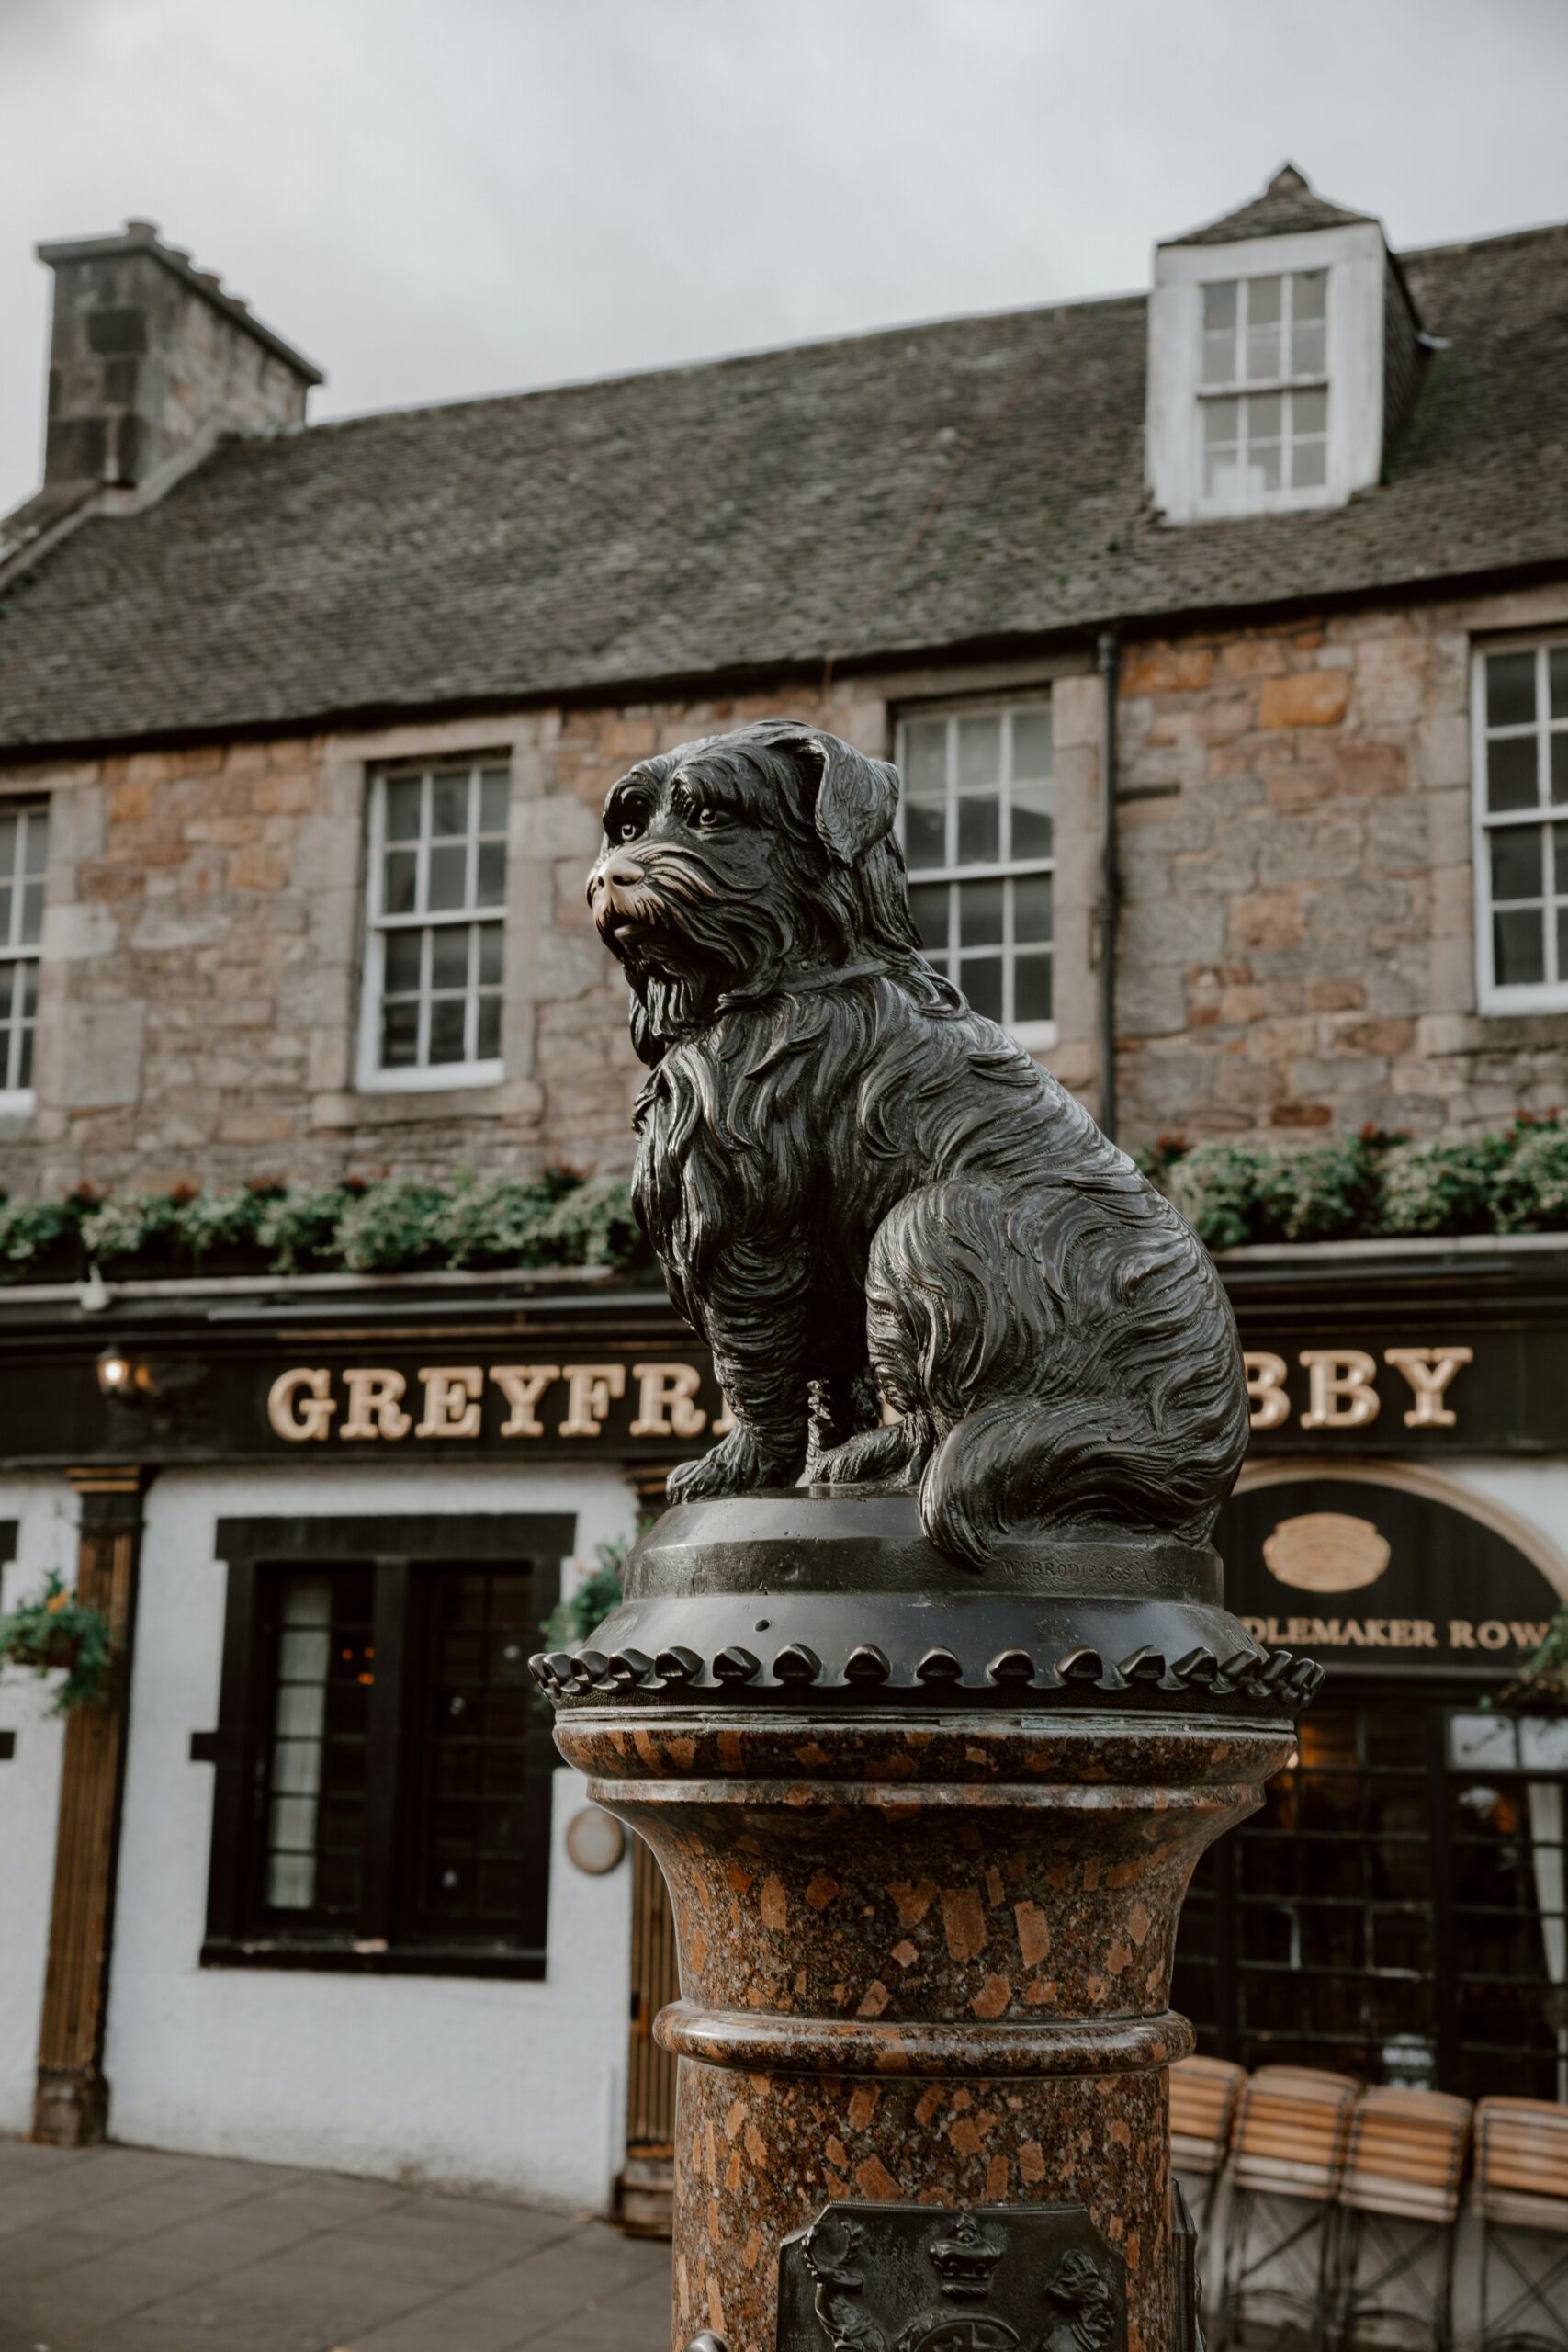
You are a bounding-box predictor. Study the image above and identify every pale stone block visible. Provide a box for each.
[1418,715,1472,791]
[43,901,118,961]
[1427,933,1478,1014]
[517,795,603,860]
[127,904,229,952]
[61,1002,146,1109]
[1122,897,1227,965]
[1429,864,1474,937]
[1427,786,1472,866]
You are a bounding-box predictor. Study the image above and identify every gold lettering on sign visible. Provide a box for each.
[1241,1613,1440,1650]
[340,1367,412,1441]
[1243,1352,1291,1431]
[630,1362,708,1440]
[268,1367,337,1443]
[558,1363,627,1438]
[490,1365,561,1438]
[1299,1349,1381,1430]
[1383,1346,1473,1428]
[416,1367,483,1439]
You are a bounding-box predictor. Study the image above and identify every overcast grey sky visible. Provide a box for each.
[3,0,1566,515]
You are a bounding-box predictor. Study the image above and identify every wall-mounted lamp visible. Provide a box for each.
[96,1347,155,1404]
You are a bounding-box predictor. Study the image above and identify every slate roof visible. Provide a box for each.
[1162,163,1378,248]
[0,215,1565,756]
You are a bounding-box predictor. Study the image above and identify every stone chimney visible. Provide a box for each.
[35,220,321,494]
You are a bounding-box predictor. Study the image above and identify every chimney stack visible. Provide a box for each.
[36,219,321,493]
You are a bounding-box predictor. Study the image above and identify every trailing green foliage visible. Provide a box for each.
[1489,1606,1568,1715]
[254,1182,362,1274]
[0,1120,1564,1290]
[0,1195,82,1269]
[0,1167,650,1283]
[0,1570,116,1713]
[538,1538,628,1655]
[433,1169,581,1270]
[1138,1119,1568,1250]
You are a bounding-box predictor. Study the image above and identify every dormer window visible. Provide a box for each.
[1200,272,1328,503]
[1145,164,1422,526]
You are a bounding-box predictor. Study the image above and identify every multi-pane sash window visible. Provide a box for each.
[897,704,1055,1038]
[1200,271,1328,503]
[1474,643,1568,1007]
[362,763,509,1086]
[203,1517,566,1976]
[0,803,47,1095]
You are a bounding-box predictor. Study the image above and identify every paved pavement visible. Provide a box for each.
[0,2138,671,2352]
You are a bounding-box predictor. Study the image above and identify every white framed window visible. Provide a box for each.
[0,802,47,1103]
[896,702,1055,1046]
[1472,640,1568,1013]
[1146,220,1386,524]
[1199,270,1328,503]
[357,761,509,1091]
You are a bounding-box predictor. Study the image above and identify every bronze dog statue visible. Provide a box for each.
[587,720,1248,1569]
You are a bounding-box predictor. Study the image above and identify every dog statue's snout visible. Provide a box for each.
[602,861,642,891]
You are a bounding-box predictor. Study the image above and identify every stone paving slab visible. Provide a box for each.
[0,2139,671,2352]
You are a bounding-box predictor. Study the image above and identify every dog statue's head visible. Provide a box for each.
[587,720,922,1058]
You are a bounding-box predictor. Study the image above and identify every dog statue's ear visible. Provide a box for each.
[772,726,899,866]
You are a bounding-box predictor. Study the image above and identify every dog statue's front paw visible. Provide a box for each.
[667,1425,803,1504]
[810,1410,936,1491]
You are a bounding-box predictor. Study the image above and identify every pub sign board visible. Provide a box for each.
[0,1302,1562,1472]
[254,1336,1538,1459]
[263,1355,733,1454]
[1219,1473,1562,1670]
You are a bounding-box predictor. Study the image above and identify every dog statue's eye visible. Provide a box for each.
[695,808,723,830]
[618,820,639,841]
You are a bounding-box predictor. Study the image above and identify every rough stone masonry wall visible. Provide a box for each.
[0,650,1100,1198]
[6,581,1568,1198]
[1114,582,1568,1147]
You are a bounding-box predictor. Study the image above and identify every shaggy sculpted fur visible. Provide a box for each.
[587,720,1248,1569]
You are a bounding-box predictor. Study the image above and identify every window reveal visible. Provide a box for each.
[202,1516,569,1975]
[362,762,509,1084]
[0,802,48,1094]
[1200,272,1328,502]
[1476,643,1568,1002]
[896,704,1055,1038]
[262,1568,374,1917]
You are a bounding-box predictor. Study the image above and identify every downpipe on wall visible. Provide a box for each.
[1097,628,1121,1144]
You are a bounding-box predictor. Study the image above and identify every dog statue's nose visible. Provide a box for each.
[600,862,641,891]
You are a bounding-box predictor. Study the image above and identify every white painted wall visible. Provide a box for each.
[0,1476,80,2131]
[1445,1457,1568,1598]
[104,1459,637,2208]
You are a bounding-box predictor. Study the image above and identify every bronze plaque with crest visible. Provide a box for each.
[776,2203,1126,2352]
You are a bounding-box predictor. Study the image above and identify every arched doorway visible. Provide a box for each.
[1175,1464,1568,2100]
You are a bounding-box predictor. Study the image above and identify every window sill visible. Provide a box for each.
[1186,485,1344,523]
[0,1091,37,1118]
[356,1059,504,1096]
[1476,985,1568,1019]
[1010,1020,1058,1053]
[200,1935,546,1981]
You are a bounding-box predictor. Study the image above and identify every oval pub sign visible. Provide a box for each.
[1219,1473,1562,1668]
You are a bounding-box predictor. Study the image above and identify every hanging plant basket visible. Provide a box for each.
[1488,1607,1568,1717]
[0,1573,116,1713]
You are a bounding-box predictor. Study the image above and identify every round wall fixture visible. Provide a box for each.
[565,1805,626,1875]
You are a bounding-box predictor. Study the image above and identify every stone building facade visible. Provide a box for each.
[4,180,1568,1200]
[4,172,1568,2204]
[5,585,1568,1198]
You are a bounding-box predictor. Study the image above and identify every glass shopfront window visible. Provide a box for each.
[1175,1695,1568,2102]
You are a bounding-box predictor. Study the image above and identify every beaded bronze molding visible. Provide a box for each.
[531,1636,1325,1707]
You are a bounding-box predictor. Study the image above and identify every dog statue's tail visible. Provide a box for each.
[865,1177,1250,1573]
